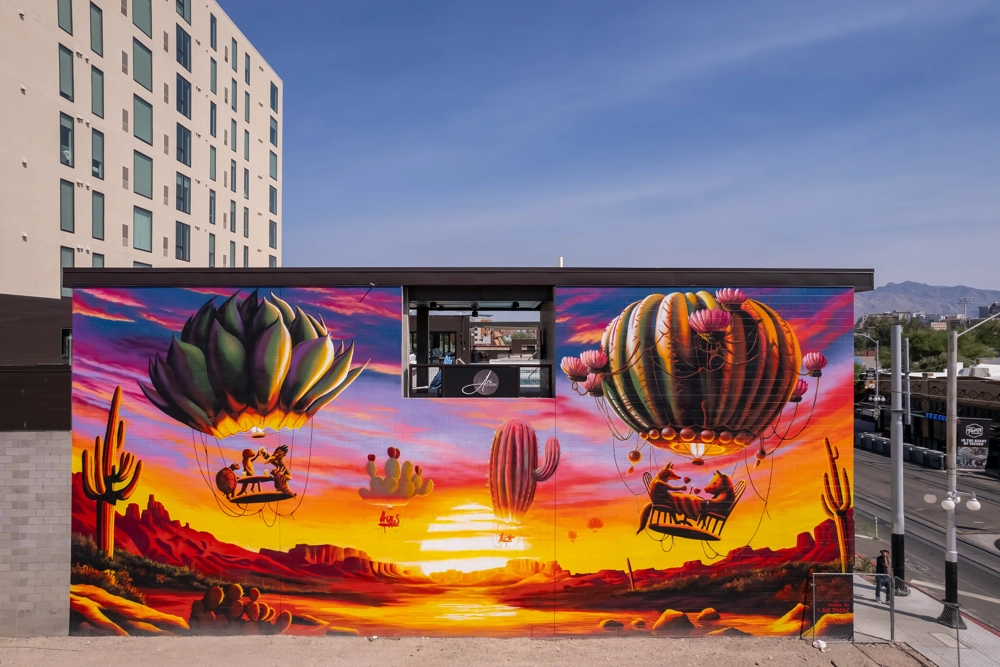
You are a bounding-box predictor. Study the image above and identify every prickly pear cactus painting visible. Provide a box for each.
[69,284,853,638]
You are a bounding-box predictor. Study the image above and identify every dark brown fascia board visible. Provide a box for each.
[63,267,875,291]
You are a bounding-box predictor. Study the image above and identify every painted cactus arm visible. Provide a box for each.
[532,437,561,482]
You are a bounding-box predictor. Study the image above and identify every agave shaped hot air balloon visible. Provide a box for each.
[804,352,827,377]
[488,420,560,524]
[139,290,368,438]
[580,349,608,373]
[586,517,604,532]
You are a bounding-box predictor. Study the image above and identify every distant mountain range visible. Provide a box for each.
[855,282,1000,319]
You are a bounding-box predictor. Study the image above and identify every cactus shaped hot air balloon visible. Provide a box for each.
[359,448,433,507]
[488,420,560,524]
[138,290,367,438]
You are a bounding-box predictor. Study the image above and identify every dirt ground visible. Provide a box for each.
[0,636,933,667]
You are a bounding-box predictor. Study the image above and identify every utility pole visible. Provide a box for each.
[904,337,912,431]
[959,296,973,324]
[890,325,909,595]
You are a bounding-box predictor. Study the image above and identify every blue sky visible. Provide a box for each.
[222,1,1000,288]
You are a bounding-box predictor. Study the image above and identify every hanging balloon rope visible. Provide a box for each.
[768,377,822,443]
[273,421,315,520]
[741,441,780,549]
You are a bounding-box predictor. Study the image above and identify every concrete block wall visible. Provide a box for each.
[0,431,71,636]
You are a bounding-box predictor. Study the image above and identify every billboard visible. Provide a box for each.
[957,417,991,471]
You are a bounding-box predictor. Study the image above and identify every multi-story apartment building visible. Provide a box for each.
[0,0,283,301]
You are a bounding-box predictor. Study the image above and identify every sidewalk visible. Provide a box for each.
[853,576,1000,667]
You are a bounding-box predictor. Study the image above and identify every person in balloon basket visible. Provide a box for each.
[875,549,891,604]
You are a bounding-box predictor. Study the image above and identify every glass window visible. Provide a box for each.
[229,160,236,193]
[58,0,73,33]
[269,255,276,268]
[209,102,217,136]
[92,253,104,268]
[90,3,103,55]
[133,39,152,91]
[231,38,237,71]
[243,207,249,237]
[269,117,278,147]
[229,241,236,267]
[60,179,75,232]
[91,129,104,179]
[243,130,249,161]
[245,53,251,83]
[92,191,104,239]
[244,92,250,123]
[243,168,249,199]
[209,146,216,180]
[210,14,217,50]
[176,25,191,70]
[210,58,217,93]
[175,221,190,261]
[243,245,248,267]
[60,247,75,297]
[133,206,152,251]
[269,151,277,180]
[90,66,104,117]
[59,45,74,100]
[133,95,153,144]
[133,261,152,268]
[229,200,235,232]
[209,189,216,224]
[60,113,74,166]
[270,83,279,113]
[231,78,237,112]
[230,119,237,151]
[208,233,215,266]
[176,123,191,166]
[176,74,191,118]
[269,185,277,215]
[176,172,191,213]
[176,0,190,23]
[132,0,151,36]
[269,220,277,249]
[133,151,153,199]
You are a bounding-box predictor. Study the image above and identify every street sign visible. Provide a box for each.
[957,417,991,471]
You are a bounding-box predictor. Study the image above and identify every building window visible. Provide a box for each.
[210,14,217,50]
[90,3,103,55]
[122,165,129,189]
[243,168,249,199]
[208,233,215,266]
[230,241,236,268]
[133,206,152,252]
[60,113,74,166]
[175,221,190,261]
[269,117,278,147]
[121,49,128,75]
[58,0,73,33]
[269,186,277,215]
[209,189,216,224]
[92,191,105,239]
[176,173,191,213]
[60,179,75,232]
[243,207,249,237]
[59,45,74,100]
[229,200,236,232]
[92,253,104,268]
[243,130,249,161]
[229,160,236,193]
[231,38,237,71]
[91,129,104,179]
[60,247,75,297]
[269,220,277,249]
[244,53,251,84]
[133,261,151,268]
[209,102,217,136]
[176,25,191,70]
[91,66,104,117]
[176,0,191,23]
[210,58,217,93]
[133,39,152,91]
[230,119,237,152]
[231,78,237,112]
[176,123,191,166]
[269,255,276,268]
[270,83,279,113]
[243,245,248,268]
[133,95,153,144]
[176,74,191,118]
[244,92,250,123]
[133,151,153,199]
[269,151,277,180]
[132,0,151,36]
[209,146,216,180]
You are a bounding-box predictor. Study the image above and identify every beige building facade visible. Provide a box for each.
[1,0,283,299]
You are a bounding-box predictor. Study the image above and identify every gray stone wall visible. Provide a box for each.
[0,431,71,636]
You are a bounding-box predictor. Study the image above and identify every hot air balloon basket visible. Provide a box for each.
[643,480,746,542]
[229,490,296,505]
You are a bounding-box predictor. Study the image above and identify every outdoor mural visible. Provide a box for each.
[69,285,854,637]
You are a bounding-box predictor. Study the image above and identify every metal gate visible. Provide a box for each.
[811,572,894,643]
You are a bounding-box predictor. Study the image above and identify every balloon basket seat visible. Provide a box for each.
[641,474,746,541]
[229,490,296,505]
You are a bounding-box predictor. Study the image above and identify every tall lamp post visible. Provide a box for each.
[889,325,909,594]
[855,331,881,416]
[932,311,999,627]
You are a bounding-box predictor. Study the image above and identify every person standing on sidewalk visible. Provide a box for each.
[875,549,891,603]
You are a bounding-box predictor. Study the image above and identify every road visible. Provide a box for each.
[852,430,1000,631]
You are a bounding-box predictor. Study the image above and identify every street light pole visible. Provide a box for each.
[890,325,909,594]
[855,332,881,425]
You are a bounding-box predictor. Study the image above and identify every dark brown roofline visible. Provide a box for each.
[64,267,874,291]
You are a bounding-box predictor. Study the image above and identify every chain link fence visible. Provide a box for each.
[811,572,893,643]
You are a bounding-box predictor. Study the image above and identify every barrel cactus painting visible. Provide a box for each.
[488,419,561,524]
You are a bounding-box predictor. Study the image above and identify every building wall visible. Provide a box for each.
[0,0,282,300]
[0,431,72,637]
[62,284,854,638]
